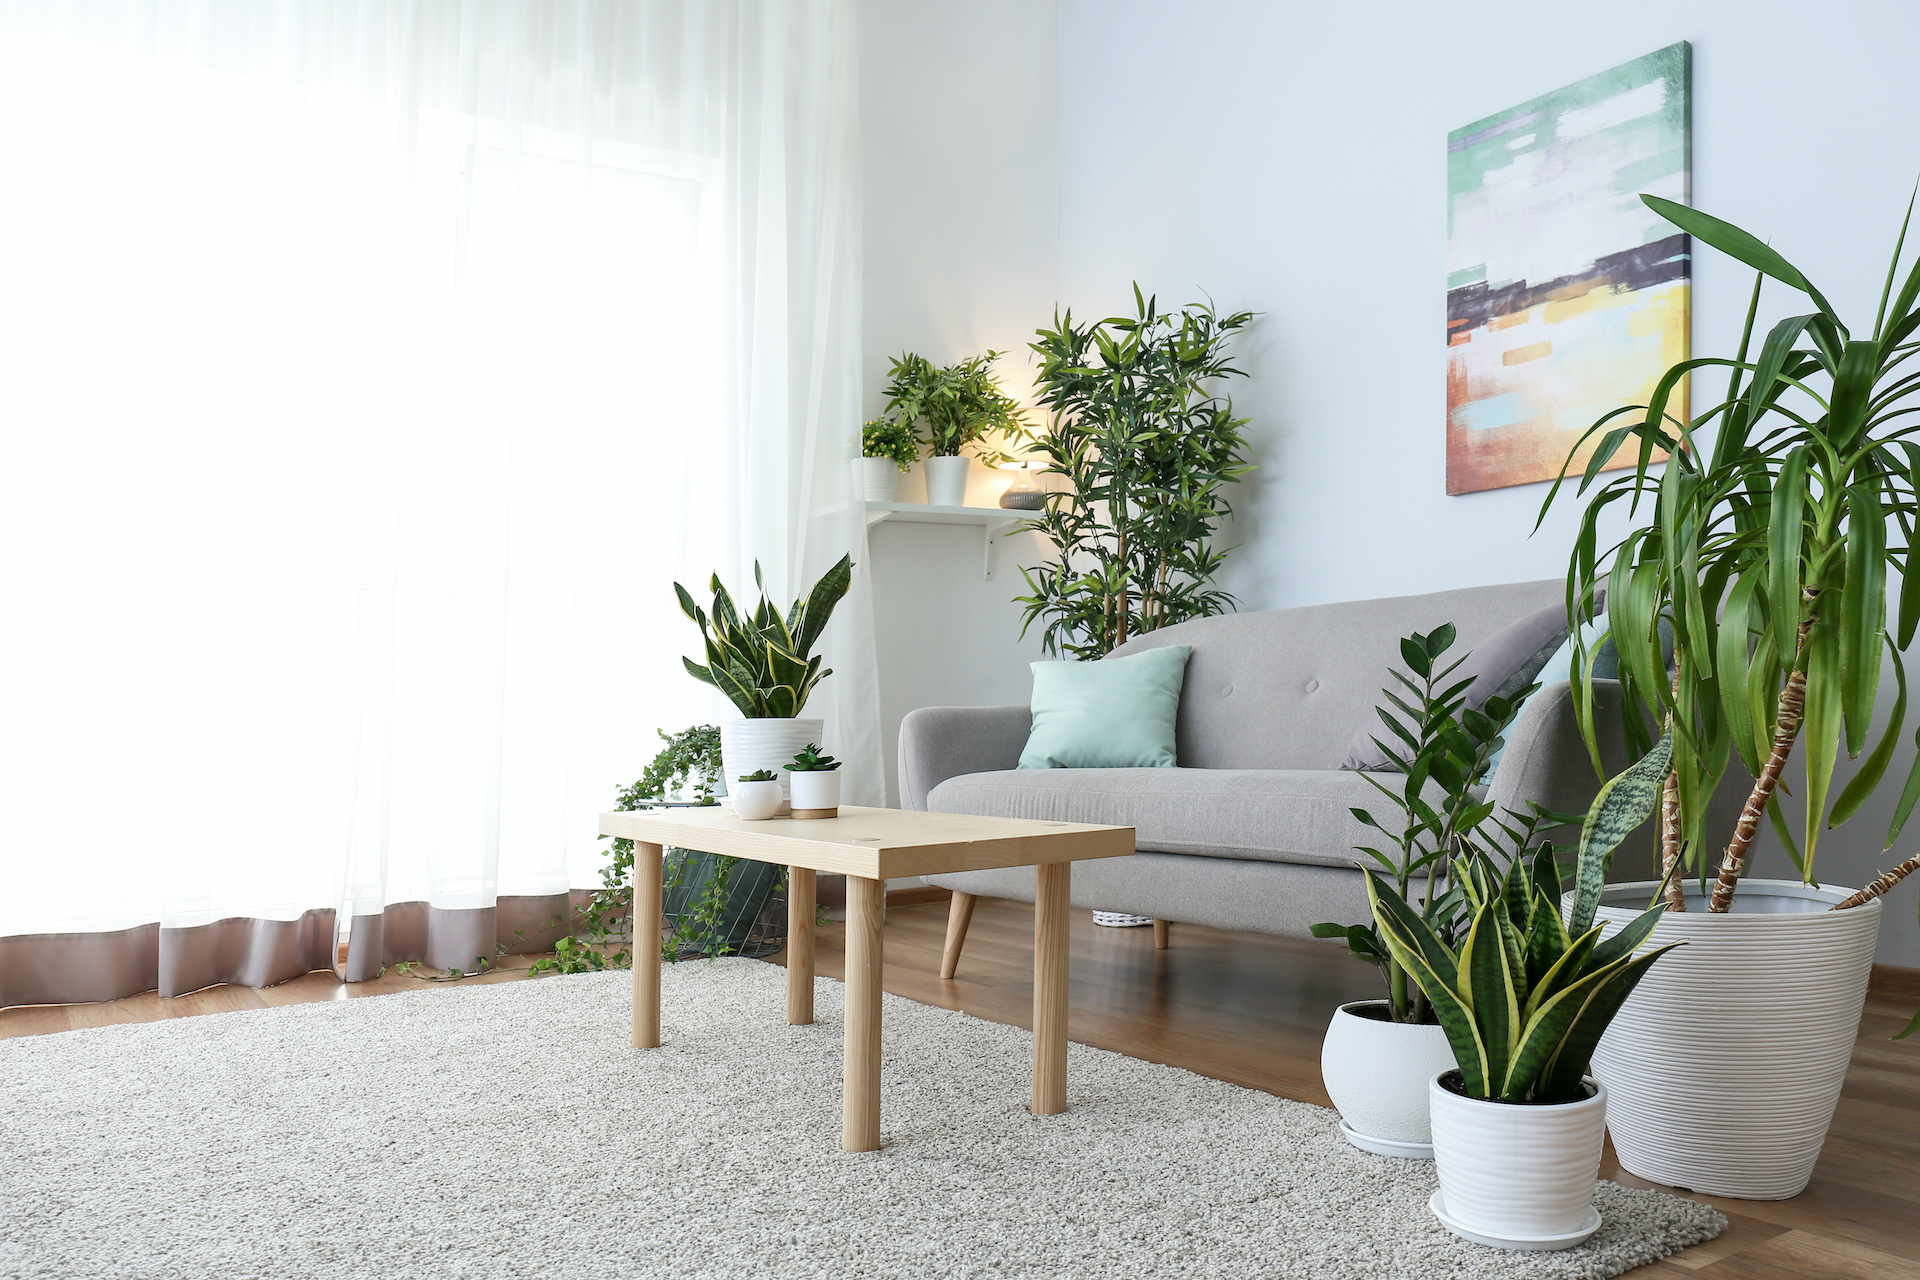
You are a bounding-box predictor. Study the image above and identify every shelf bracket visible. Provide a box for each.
[982,519,1020,581]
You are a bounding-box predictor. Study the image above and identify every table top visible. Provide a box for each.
[597,805,1135,880]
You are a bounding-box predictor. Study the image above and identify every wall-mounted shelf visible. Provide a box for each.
[864,501,1029,580]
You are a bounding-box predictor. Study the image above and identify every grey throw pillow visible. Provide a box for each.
[1340,602,1570,772]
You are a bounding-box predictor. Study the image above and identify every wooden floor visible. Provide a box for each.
[4,894,1917,1279]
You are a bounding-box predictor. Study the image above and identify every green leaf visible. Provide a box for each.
[1802,620,1843,873]
[1830,340,1882,452]
[1570,731,1673,934]
[1458,901,1519,1090]
[1718,567,1765,777]
[1644,194,1840,323]
[1539,943,1686,1102]
[1833,643,1904,830]
[1840,481,1888,756]
[1771,447,1809,647]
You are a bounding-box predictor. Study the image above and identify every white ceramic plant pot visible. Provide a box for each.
[1321,1001,1458,1157]
[787,768,841,812]
[1585,878,1881,1199]
[859,456,900,503]
[719,718,822,811]
[1428,1073,1607,1250]
[730,778,784,821]
[923,455,970,507]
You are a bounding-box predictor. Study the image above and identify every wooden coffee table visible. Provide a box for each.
[597,805,1134,1151]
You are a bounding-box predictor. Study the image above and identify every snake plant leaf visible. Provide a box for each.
[1840,481,1888,756]
[682,655,717,688]
[793,555,854,655]
[1569,730,1672,935]
[1503,957,1627,1102]
[1458,901,1519,1089]
[764,685,797,719]
[674,581,706,627]
[1365,872,1460,992]
[1522,923,1601,1026]
[1644,194,1840,323]
[1525,890,1570,989]
[1582,904,1666,974]
[707,662,761,718]
[1366,875,1488,1095]
[1538,942,1686,1102]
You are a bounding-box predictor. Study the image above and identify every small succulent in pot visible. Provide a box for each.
[730,768,785,821]
[785,743,842,814]
[786,743,840,771]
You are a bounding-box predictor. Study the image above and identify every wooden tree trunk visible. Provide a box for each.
[1708,616,1814,913]
[1660,668,1687,911]
[1831,855,1920,910]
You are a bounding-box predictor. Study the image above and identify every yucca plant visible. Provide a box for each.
[1367,735,1684,1103]
[675,556,853,718]
[1539,190,1920,918]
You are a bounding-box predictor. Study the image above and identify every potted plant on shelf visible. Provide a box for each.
[860,417,919,503]
[732,768,783,821]
[1313,625,1556,1158]
[1537,191,1920,1198]
[676,555,853,812]
[877,350,1027,507]
[784,743,842,817]
[1368,737,1683,1250]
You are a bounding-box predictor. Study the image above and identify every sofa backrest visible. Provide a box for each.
[1109,579,1565,770]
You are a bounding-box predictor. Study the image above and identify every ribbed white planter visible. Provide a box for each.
[923,456,970,507]
[1321,1001,1457,1156]
[1584,878,1881,1199]
[719,718,822,811]
[1429,1073,1606,1250]
[787,767,841,812]
[859,456,900,503]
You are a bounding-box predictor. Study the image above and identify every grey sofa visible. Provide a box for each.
[900,579,1741,965]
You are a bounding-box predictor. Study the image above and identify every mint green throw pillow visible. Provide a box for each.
[1019,646,1194,769]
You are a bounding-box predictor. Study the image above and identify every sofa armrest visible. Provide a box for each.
[898,705,1030,811]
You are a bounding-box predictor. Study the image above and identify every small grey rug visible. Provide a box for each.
[0,963,1721,1280]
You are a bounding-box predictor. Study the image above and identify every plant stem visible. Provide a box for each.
[1389,960,1409,1022]
[1660,767,1688,911]
[1709,614,1814,913]
[1831,855,1920,910]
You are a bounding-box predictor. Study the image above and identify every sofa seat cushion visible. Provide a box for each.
[926,767,1456,871]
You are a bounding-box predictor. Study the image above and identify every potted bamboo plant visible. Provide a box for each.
[1538,191,1920,1198]
[677,556,852,813]
[1368,737,1683,1249]
[1313,625,1553,1158]
[877,350,1027,507]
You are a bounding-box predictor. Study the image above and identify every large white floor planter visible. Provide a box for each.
[1320,1000,1457,1157]
[719,718,822,812]
[1586,879,1881,1199]
[1428,1073,1607,1250]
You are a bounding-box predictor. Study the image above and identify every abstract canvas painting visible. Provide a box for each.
[1446,42,1691,496]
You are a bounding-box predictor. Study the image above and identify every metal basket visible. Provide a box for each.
[660,848,790,961]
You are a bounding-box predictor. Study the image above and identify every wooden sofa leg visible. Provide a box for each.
[940,891,977,979]
[1153,918,1170,949]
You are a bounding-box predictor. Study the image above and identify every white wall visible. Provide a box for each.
[858,0,1059,806]
[859,0,1920,960]
[1051,0,1920,961]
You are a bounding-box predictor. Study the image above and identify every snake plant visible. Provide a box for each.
[675,556,852,718]
[1366,733,1685,1103]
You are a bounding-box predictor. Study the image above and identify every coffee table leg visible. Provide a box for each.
[843,874,884,1151]
[787,866,815,1025]
[1032,861,1069,1116]
[631,841,664,1049]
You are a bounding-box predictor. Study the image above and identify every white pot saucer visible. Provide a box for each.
[1428,1189,1601,1251]
[1337,1119,1433,1160]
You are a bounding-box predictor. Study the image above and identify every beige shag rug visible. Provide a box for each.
[0,961,1721,1279]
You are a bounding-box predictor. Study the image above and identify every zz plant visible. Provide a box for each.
[1540,191,1920,925]
[1367,736,1684,1103]
[677,556,853,718]
[1016,287,1256,658]
[1312,625,1565,1024]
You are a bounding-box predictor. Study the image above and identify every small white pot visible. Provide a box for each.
[1585,878,1880,1199]
[1321,1001,1458,1156]
[1429,1073,1606,1250]
[787,768,841,812]
[923,455,970,507]
[859,456,901,503]
[719,718,822,811]
[730,778,784,821]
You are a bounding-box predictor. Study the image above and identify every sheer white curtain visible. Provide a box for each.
[0,0,878,1004]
